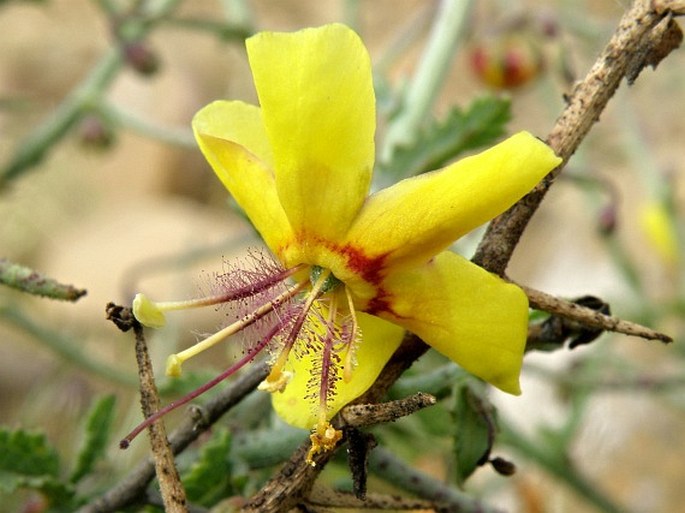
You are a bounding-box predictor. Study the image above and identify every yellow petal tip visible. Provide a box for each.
[132,293,166,329]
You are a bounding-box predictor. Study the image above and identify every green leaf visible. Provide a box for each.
[380,96,511,179]
[70,395,116,483]
[451,378,499,487]
[389,363,469,401]
[0,428,59,481]
[0,427,74,508]
[182,428,237,506]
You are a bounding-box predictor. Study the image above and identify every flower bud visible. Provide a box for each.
[78,114,115,150]
[123,41,160,76]
[597,203,618,236]
[490,456,517,476]
[470,33,545,89]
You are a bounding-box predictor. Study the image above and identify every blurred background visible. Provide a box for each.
[1,0,684,512]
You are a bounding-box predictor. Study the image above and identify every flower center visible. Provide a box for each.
[125,252,360,463]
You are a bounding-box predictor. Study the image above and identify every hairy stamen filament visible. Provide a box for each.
[266,269,333,385]
[317,295,338,429]
[342,286,359,383]
[153,264,307,313]
[120,321,283,449]
[167,280,308,376]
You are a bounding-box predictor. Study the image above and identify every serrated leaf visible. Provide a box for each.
[182,428,236,506]
[0,472,74,510]
[380,96,511,179]
[70,395,116,483]
[0,428,74,508]
[451,378,499,487]
[0,428,59,481]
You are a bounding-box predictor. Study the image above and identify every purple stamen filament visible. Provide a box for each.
[170,280,308,368]
[158,263,307,313]
[265,269,333,384]
[120,321,283,449]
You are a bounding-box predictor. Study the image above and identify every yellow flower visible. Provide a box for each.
[132,23,560,461]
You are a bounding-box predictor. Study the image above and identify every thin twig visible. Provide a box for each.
[0,258,86,301]
[130,319,188,512]
[522,285,673,343]
[339,392,436,428]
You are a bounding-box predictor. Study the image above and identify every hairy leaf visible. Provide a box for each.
[70,395,116,483]
[380,96,511,179]
[183,428,237,506]
[0,428,59,482]
[451,378,498,487]
[0,428,74,508]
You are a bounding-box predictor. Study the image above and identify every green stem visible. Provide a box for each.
[0,258,86,301]
[500,419,631,513]
[0,304,137,387]
[0,48,122,188]
[380,0,473,163]
[101,101,196,148]
[158,16,252,40]
[219,0,253,28]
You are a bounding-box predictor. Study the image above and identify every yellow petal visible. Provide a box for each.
[367,251,528,394]
[639,201,679,267]
[271,312,405,429]
[246,24,375,245]
[345,132,561,269]
[192,100,295,256]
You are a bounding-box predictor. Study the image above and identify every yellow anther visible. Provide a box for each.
[132,293,167,329]
[257,371,293,393]
[306,421,342,466]
[165,354,183,377]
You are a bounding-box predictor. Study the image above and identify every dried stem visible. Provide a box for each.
[130,320,188,513]
[339,392,436,428]
[522,284,673,343]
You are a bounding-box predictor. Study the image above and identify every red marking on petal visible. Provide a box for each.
[364,293,392,316]
[289,232,399,316]
[337,243,387,285]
